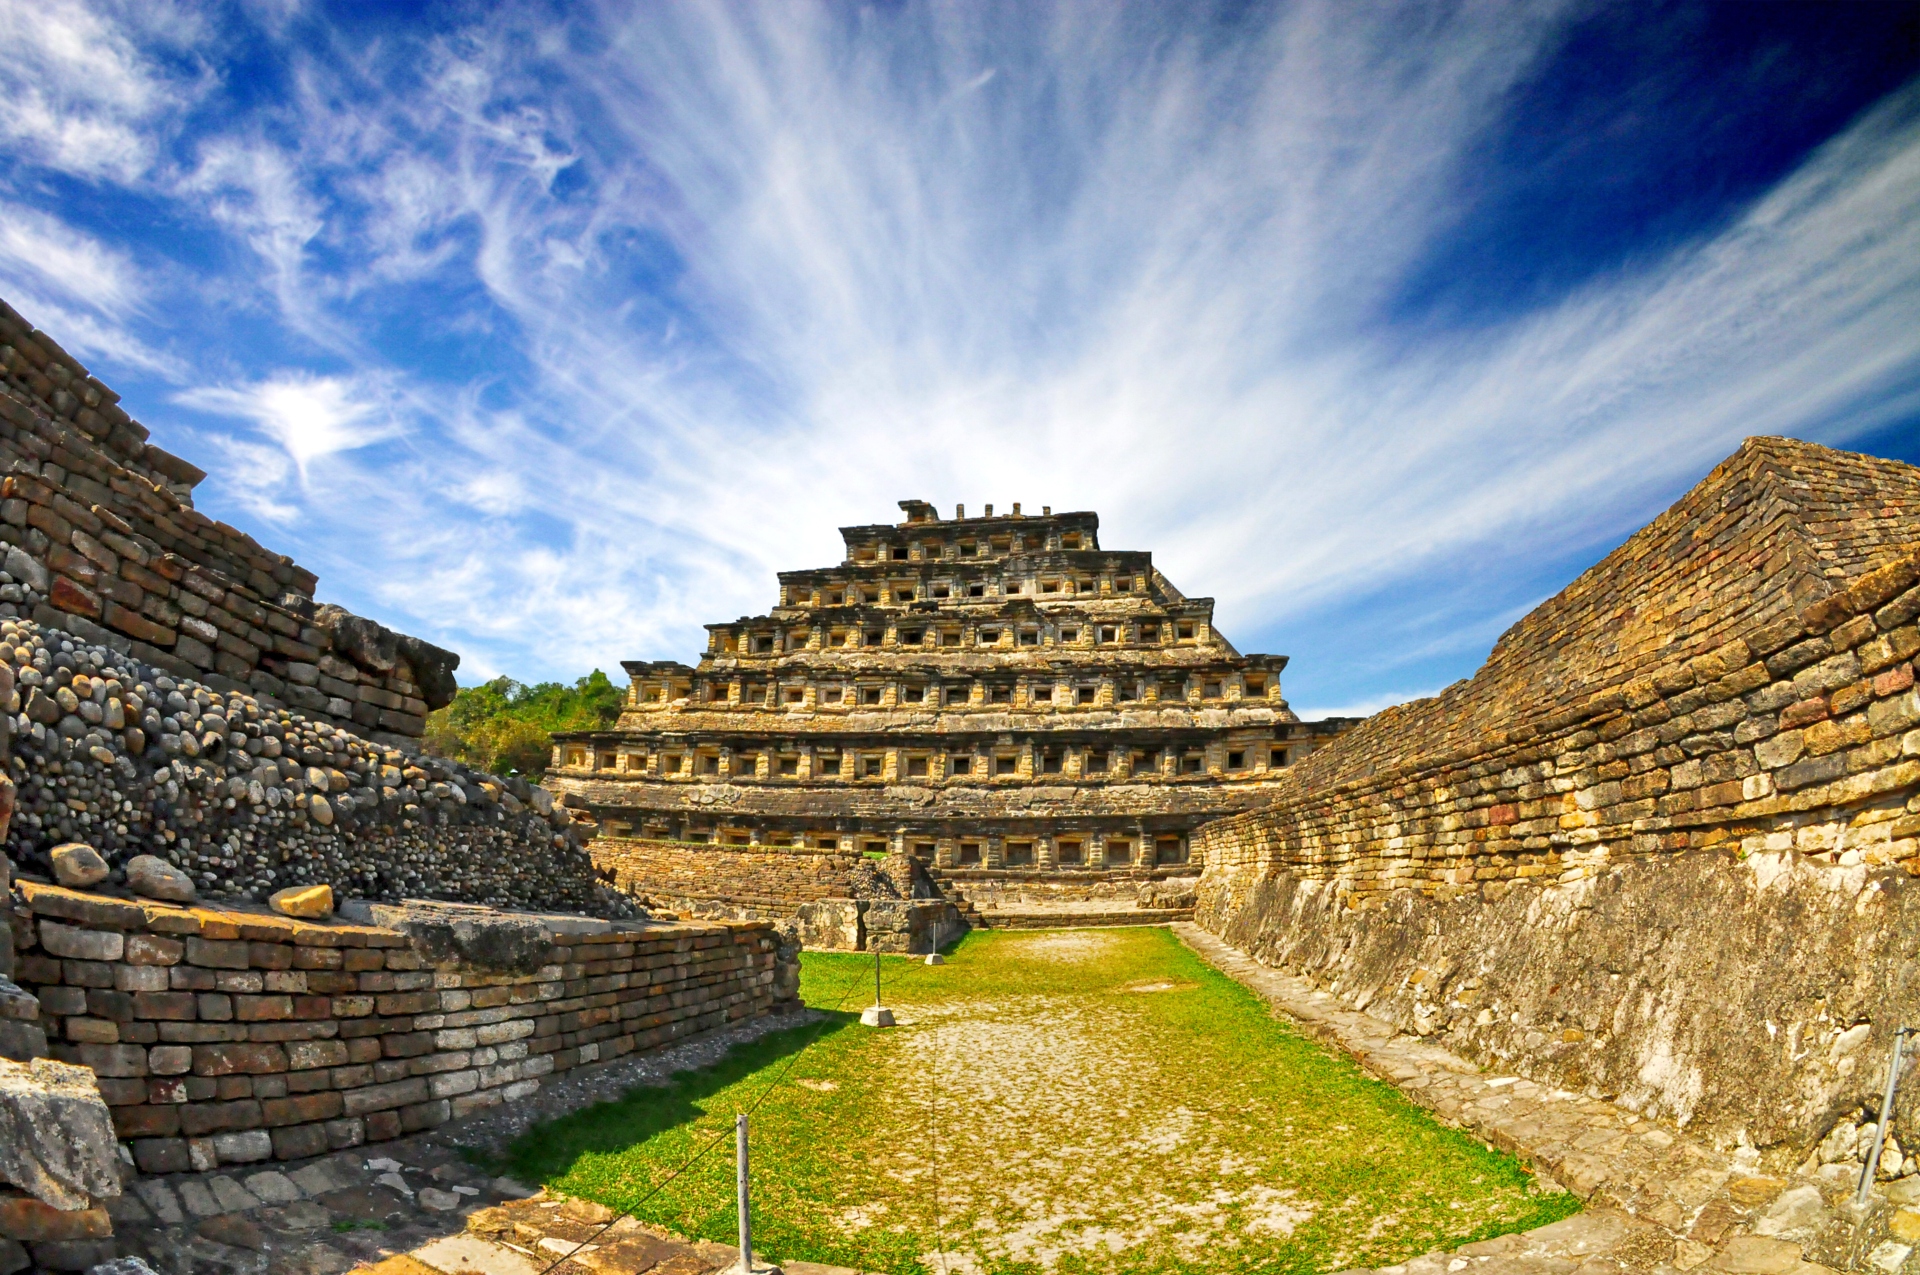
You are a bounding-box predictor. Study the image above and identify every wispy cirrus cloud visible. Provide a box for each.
[178,372,399,485]
[0,2,1916,708]
[0,0,211,182]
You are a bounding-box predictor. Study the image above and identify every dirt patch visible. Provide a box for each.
[1004,930,1123,963]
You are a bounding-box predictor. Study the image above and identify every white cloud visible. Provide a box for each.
[4,1,1920,691]
[0,201,144,315]
[0,0,207,181]
[177,372,398,480]
[362,2,1917,669]
[1288,691,1439,723]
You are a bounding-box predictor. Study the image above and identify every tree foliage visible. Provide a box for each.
[422,670,623,777]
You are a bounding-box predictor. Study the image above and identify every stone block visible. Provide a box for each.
[37,923,121,963]
[124,935,183,966]
[63,1019,117,1045]
[108,1104,179,1138]
[131,992,196,1021]
[192,1042,286,1076]
[177,1099,262,1136]
[185,938,250,970]
[270,1122,330,1160]
[70,1044,144,1078]
[149,1045,192,1076]
[0,1195,111,1241]
[210,1131,273,1165]
[0,1057,121,1211]
[399,1097,450,1131]
[260,1092,341,1127]
[233,995,293,1022]
[111,965,167,994]
[129,1138,190,1175]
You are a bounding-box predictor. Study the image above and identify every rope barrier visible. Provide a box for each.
[532,945,943,1275]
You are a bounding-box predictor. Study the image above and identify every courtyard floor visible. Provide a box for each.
[503,927,1579,1275]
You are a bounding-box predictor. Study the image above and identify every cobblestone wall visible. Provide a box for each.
[0,296,456,748]
[7,882,796,1174]
[0,615,610,911]
[1195,437,1920,1156]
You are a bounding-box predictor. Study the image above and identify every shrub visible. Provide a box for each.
[423,671,623,777]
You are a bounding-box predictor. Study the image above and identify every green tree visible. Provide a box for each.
[423,670,623,777]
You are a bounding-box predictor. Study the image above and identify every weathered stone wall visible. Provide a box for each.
[1195,438,1920,1159]
[935,866,1197,910]
[7,881,797,1174]
[0,296,455,748]
[592,838,866,918]
[590,838,968,951]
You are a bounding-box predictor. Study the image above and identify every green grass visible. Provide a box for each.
[503,928,1578,1275]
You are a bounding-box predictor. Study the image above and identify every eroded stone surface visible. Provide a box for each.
[49,844,107,889]
[0,1056,120,1211]
[124,856,194,904]
[1179,924,1920,1275]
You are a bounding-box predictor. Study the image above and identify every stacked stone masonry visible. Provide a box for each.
[0,294,458,749]
[592,838,865,918]
[7,881,796,1175]
[1195,437,1920,1158]
[551,498,1356,879]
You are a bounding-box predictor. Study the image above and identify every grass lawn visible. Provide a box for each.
[502,927,1577,1275]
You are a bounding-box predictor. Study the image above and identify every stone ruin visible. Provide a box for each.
[0,616,608,915]
[549,500,1355,941]
[0,299,458,751]
[3,279,1920,1275]
[0,297,802,1272]
[1191,436,1920,1258]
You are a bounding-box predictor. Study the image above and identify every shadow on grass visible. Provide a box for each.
[502,1013,858,1192]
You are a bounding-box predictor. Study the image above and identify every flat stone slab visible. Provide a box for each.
[411,1233,545,1275]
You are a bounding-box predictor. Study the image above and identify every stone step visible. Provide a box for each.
[974,907,1194,929]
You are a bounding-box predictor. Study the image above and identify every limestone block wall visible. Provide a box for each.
[1195,476,1920,1158]
[934,866,1197,910]
[6,882,796,1174]
[592,838,866,919]
[0,296,455,748]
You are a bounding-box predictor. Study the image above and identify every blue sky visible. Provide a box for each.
[2,1,1918,717]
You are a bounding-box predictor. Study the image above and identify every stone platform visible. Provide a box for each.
[971,902,1194,929]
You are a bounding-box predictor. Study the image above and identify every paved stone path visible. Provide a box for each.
[1175,924,1920,1275]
